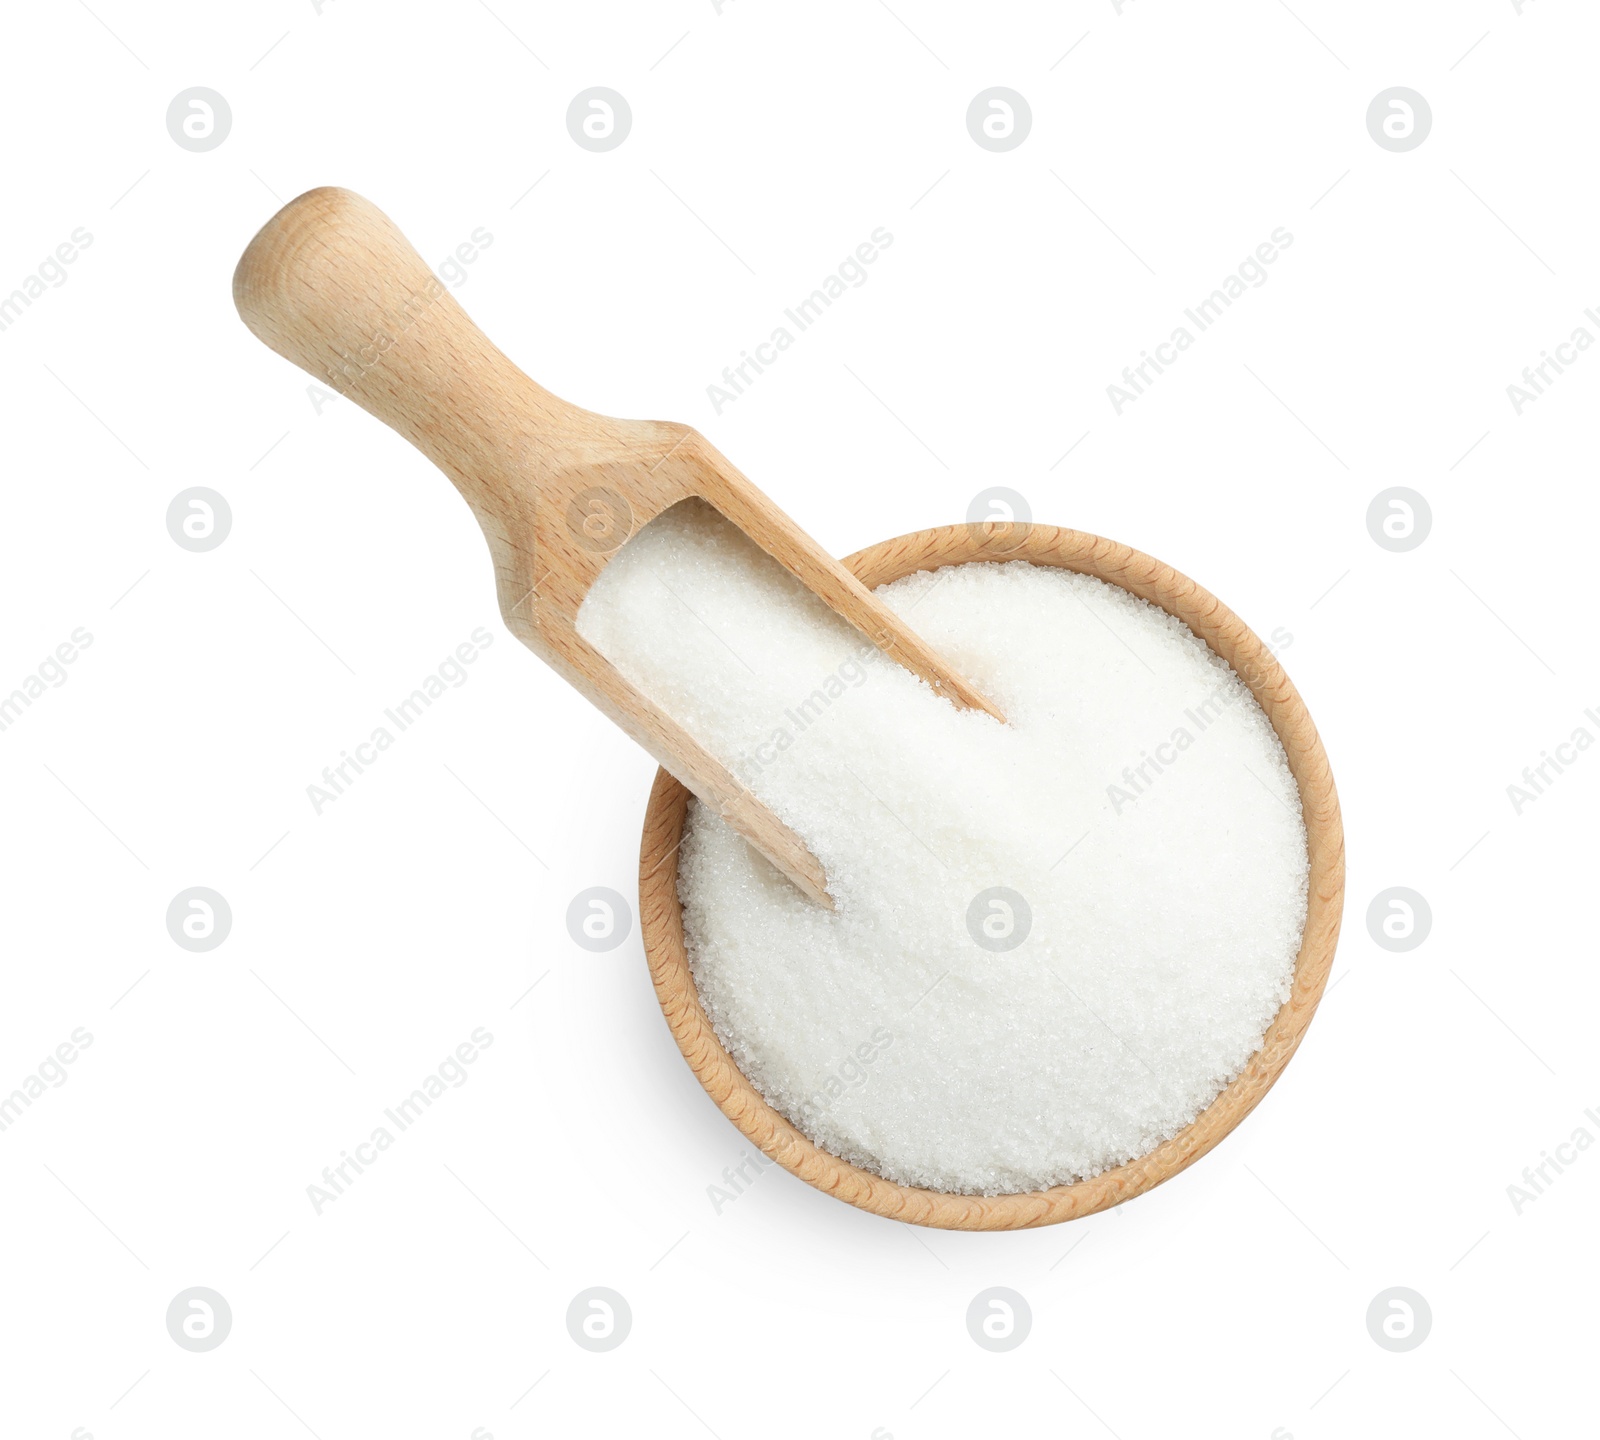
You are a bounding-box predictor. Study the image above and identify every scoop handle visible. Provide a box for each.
[232,186,589,522]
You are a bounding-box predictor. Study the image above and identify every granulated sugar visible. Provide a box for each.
[576,501,1308,1195]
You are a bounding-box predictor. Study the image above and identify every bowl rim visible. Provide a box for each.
[637,522,1345,1231]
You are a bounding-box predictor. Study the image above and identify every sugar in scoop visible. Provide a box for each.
[577,501,1308,1195]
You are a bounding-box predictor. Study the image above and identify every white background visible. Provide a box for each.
[1,1,1595,1436]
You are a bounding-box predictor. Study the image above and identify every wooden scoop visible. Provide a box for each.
[233,187,1002,907]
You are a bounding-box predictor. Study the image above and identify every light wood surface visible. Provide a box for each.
[639,523,1345,1230]
[232,187,1002,907]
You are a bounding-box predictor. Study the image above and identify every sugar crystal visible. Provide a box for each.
[578,502,1308,1194]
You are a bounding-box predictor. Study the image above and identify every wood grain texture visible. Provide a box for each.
[232,187,1003,908]
[639,523,1345,1230]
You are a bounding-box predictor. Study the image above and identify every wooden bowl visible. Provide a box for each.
[638,523,1344,1230]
